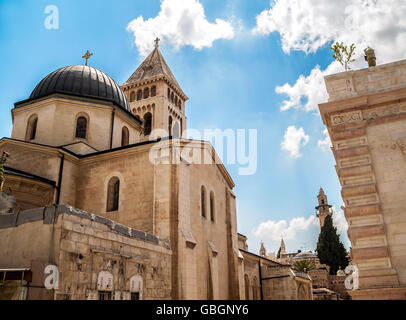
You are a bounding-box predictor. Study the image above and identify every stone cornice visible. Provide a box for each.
[0,137,80,164]
[0,137,236,191]
[319,87,406,126]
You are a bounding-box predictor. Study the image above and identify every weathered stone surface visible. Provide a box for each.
[348,225,385,239]
[344,204,381,218]
[0,191,16,214]
[339,164,373,178]
[336,146,369,159]
[341,183,377,198]
[352,246,389,260]
[333,127,367,141]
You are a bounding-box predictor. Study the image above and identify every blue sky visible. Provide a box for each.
[4,0,402,256]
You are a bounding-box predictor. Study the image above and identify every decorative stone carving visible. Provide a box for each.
[331,110,363,126]
[331,102,406,126]
[97,271,114,291]
[397,138,406,159]
[363,102,406,121]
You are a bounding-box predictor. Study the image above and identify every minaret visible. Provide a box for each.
[259,242,266,257]
[315,187,332,227]
[121,38,188,141]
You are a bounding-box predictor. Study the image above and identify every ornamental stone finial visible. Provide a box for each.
[364,47,376,67]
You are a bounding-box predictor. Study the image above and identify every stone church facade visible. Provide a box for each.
[0,42,311,300]
[0,42,241,300]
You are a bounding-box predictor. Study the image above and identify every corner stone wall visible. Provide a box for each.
[319,58,406,300]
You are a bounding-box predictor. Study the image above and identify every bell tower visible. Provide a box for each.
[280,238,286,256]
[315,187,332,227]
[121,39,188,141]
[259,242,266,257]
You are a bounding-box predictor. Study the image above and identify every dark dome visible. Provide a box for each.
[29,65,129,111]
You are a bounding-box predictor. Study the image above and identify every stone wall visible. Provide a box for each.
[239,250,313,300]
[261,264,304,300]
[0,205,171,300]
[11,98,141,152]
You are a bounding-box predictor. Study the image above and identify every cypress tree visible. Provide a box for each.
[277,247,281,259]
[316,215,348,275]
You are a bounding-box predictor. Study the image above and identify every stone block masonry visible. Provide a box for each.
[0,204,172,300]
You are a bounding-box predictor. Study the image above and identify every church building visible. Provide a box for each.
[0,41,241,300]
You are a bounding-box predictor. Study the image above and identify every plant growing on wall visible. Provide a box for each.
[293,260,315,273]
[316,215,349,275]
[331,42,356,71]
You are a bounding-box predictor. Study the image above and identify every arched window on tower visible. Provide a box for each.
[144,88,149,99]
[26,115,38,141]
[137,90,142,101]
[175,96,178,105]
[143,112,152,136]
[121,126,129,147]
[168,116,173,136]
[130,91,135,102]
[173,121,180,139]
[210,191,215,222]
[171,92,174,103]
[151,86,157,97]
[167,88,171,98]
[75,116,88,139]
[107,177,120,212]
[201,186,207,218]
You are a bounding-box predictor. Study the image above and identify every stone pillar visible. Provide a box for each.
[319,59,406,300]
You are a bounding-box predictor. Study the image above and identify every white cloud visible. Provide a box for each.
[253,215,319,241]
[254,0,406,111]
[281,126,309,159]
[318,128,332,152]
[332,206,348,234]
[127,0,235,56]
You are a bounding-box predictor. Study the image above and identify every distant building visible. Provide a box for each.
[238,234,313,300]
[315,187,333,227]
